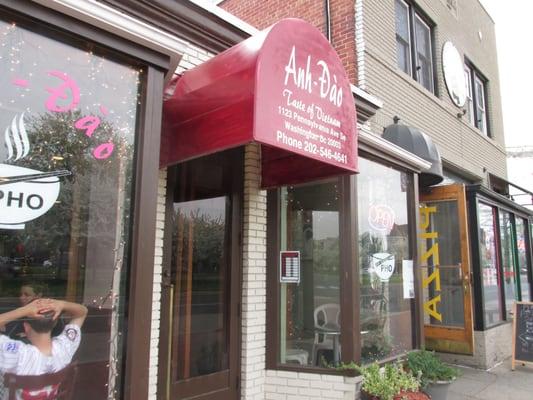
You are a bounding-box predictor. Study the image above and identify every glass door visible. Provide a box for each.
[419,184,474,354]
[161,149,242,400]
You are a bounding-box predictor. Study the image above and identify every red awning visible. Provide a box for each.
[161,18,358,187]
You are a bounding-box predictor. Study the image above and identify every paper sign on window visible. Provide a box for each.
[370,252,395,282]
[280,251,300,283]
[402,260,415,299]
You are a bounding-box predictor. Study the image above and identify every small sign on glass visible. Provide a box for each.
[280,251,300,283]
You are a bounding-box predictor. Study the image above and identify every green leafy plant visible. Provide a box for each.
[339,362,420,400]
[406,350,459,388]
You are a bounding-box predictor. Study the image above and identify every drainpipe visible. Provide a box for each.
[325,0,331,42]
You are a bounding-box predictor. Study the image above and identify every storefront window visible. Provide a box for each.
[499,211,517,317]
[278,181,340,367]
[358,158,413,363]
[0,19,140,398]
[516,218,531,301]
[478,203,502,327]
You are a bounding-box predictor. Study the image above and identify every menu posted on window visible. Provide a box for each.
[280,251,300,283]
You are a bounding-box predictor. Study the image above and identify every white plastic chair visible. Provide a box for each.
[312,303,340,365]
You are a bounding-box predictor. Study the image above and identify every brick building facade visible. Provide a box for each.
[1,2,531,400]
[221,0,357,83]
[220,0,507,183]
[220,0,532,373]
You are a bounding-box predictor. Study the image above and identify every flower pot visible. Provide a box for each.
[424,380,453,400]
[394,391,430,400]
[361,391,430,400]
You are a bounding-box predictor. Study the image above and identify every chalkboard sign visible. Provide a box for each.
[512,302,533,370]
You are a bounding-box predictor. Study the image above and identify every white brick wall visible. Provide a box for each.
[148,168,167,399]
[241,143,267,400]
[264,370,362,400]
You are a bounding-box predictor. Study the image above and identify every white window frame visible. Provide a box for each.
[464,65,474,124]
[474,75,488,135]
[464,61,490,137]
[394,0,435,94]
[395,0,412,75]
[413,14,434,92]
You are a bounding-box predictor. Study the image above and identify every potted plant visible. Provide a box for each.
[406,350,460,400]
[350,362,429,400]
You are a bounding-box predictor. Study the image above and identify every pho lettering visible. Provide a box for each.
[0,190,44,210]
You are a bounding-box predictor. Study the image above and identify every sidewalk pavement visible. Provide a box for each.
[447,358,533,400]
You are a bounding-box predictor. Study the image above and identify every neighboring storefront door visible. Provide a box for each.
[160,149,242,400]
[419,184,474,354]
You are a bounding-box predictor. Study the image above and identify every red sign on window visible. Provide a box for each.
[280,251,300,283]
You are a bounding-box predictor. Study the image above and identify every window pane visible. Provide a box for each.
[475,77,487,134]
[397,40,411,74]
[464,67,474,124]
[395,0,411,74]
[478,203,502,327]
[499,211,517,318]
[395,0,410,41]
[0,20,140,398]
[420,201,465,327]
[279,181,340,367]
[173,197,229,379]
[358,158,413,363]
[414,16,433,91]
[516,218,531,301]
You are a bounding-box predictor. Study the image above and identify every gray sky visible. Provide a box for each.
[479,0,533,148]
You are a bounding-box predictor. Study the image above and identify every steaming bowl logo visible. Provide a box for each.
[0,164,60,228]
[1,113,65,229]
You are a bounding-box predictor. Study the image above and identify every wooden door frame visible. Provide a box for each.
[420,183,474,354]
[158,149,243,400]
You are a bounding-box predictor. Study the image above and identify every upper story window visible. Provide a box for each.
[464,62,490,136]
[464,66,474,124]
[395,0,435,93]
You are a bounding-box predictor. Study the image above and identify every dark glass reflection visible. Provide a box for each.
[172,197,229,379]
[478,203,502,327]
[421,200,465,328]
[516,218,531,301]
[499,211,517,317]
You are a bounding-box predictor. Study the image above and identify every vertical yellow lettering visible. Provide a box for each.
[421,243,440,266]
[419,206,437,230]
[424,295,443,322]
[421,231,438,240]
[422,267,441,291]
[419,205,442,321]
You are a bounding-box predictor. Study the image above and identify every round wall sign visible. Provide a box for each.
[442,41,467,108]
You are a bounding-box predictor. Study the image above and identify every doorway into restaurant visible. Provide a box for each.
[159,148,243,400]
[419,184,474,354]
